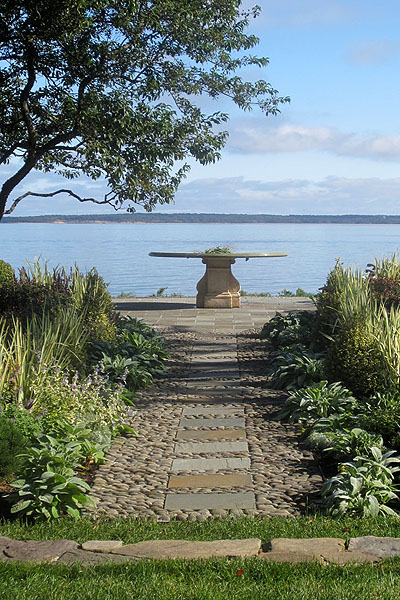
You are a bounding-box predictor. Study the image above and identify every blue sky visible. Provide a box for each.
[5,0,400,216]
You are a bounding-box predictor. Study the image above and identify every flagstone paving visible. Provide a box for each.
[87,297,322,520]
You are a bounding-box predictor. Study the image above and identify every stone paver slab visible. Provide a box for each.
[172,457,250,471]
[175,440,248,454]
[269,538,345,555]
[58,550,140,566]
[165,492,255,510]
[81,540,123,553]
[112,538,261,559]
[182,407,244,416]
[168,473,252,489]
[188,371,240,379]
[348,536,400,558]
[258,551,320,564]
[186,381,242,388]
[176,429,246,441]
[179,417,245,428]
[2,539,78,562]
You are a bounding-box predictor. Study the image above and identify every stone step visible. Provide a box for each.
[174,440,248,454]
[179,417,245,428]
[168,473,252,489]
[176,429,246,441]
[182,407,244,416]
[186,380,243,388]
[165,492,256,510]
[188,371,240,380]
[171,456,250,471]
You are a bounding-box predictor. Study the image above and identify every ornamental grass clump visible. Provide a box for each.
[0,307,89,404]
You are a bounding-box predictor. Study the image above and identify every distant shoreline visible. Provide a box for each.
[4,213,400,225]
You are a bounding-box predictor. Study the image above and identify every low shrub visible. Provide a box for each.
[278,381,356,423]
[6,433,96,520]
[359,391,400,450]
[89,318,168,391]
[323,428,384,462]
[29,362,134,435]
[0,418,28,481]
[261,311,316,348]
[325,320,391,397]
[268,347,326,390]
[0,404,44,445]
[321,447,400,517]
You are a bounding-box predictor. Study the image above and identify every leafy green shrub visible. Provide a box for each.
[0,404,44,445]
[311,412,358,434]
[70,266,117,343]
[0,418,28,480]
[303,430,332,454]
[89,319,168,391]
[321,447,400,517]
[47,421,109,467]
[268,347,325,390]
[278,381,356,423]
[323,428,384,462]
[0,260,16,312]
[325,320,389,397]
[6,434,96,520]
[29,363,133,434]
[0,260,15,288]
[261,311,316,348]
[359,391,400,450]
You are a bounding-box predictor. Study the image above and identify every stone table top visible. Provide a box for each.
[149,252,287,259]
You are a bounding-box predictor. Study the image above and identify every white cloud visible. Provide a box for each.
[227,120,400,161]
[347,40,400,64]
[173,175,400,214]
[242,0,361,28]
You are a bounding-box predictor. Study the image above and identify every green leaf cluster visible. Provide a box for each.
[322,447,400,518]
[0,0,289,216]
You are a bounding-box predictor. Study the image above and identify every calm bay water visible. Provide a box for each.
[1,222,400,296]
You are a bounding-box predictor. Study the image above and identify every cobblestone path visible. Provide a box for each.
[89,298,322,520]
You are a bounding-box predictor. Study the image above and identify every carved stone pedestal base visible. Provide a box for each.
[196,257,240,309]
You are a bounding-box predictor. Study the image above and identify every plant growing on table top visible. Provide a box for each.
[204,246,233,254]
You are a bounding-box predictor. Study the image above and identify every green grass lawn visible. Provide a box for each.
[2,516,400,599]
[2,557,400,600]
[1,514,400,544]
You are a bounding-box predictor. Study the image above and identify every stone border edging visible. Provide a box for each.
[1,536,400,566]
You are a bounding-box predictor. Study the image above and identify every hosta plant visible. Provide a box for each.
[261,311,316,348]
[321,447,400,518]
[278,381,356,424]
[323,428,384,462]
[268,348,325,390]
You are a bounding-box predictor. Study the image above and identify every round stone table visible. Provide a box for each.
[149,252,288,308]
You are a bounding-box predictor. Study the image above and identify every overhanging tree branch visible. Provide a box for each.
[4,189,118,215]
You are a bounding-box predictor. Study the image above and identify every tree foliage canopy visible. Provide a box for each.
[0,0,289,218]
